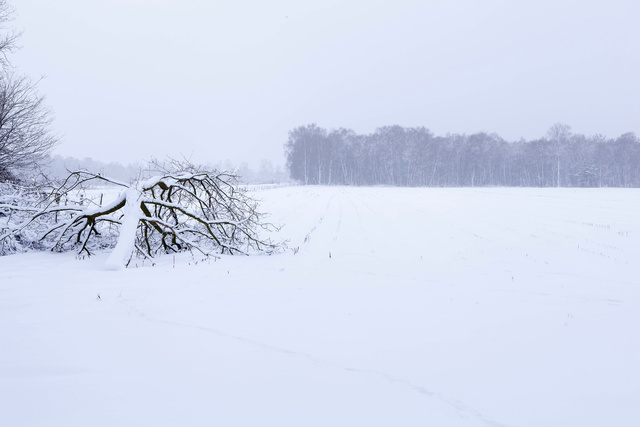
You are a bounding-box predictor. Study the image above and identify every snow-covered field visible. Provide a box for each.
[2,186,639,427]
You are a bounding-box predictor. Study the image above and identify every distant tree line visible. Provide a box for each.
[284,123,640,187]
[41,155,289,186]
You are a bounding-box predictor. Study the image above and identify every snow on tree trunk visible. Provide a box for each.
[105,188,141,270]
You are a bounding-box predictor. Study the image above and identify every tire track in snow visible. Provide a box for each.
[299,192,334,246]
[340,190,376,256]
[299,191,346,251]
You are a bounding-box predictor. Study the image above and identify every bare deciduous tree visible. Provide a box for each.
[1,160,283,266]
[0,1,57,182]
[0,74,58,179]
[0,0,19,67]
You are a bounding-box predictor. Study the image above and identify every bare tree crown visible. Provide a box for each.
[0,1,58,182]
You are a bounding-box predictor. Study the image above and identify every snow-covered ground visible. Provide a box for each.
[1,186,639,427]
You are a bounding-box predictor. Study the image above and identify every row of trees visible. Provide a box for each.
[284,124,640,187]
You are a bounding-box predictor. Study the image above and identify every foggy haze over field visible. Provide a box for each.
[14,0,640,168]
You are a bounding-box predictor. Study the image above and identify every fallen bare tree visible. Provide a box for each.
[1,161,282,267]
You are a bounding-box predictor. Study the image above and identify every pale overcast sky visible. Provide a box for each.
[13,0,640,166]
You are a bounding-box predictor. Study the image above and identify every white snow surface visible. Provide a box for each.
[1,186,639,427]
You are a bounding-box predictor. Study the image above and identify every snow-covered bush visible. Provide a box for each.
[0,182,51,254]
